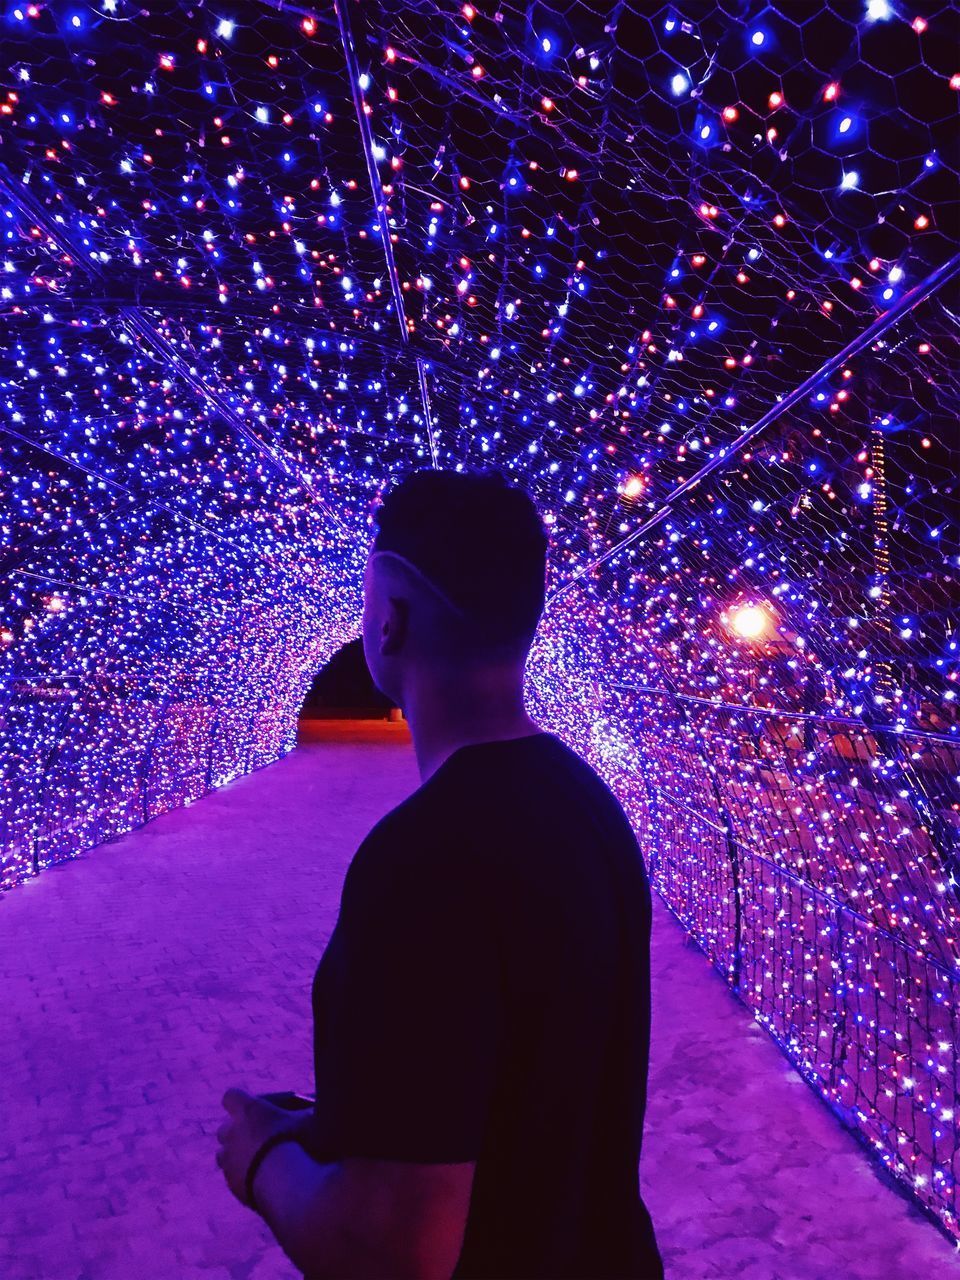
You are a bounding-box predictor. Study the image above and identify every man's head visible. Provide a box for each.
[362,470,547,704]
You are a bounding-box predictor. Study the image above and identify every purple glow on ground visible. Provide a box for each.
[1,723,955,1279]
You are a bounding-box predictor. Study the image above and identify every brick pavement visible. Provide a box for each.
[1,720,957,1279]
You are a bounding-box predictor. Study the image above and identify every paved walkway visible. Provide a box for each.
[1,721,957,1280]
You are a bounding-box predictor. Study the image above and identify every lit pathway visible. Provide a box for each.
[1,722,956,1280]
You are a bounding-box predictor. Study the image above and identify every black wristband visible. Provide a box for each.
[244,1130,302,1211]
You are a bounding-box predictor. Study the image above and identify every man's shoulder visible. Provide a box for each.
[349,783,460,886]
[339,788,486,936]
[360,780,440,848]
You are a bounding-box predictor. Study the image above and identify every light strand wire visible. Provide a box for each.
[334,0,439,469]
[548,250,960,604]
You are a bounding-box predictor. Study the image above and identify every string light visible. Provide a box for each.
[0,0,956,1243]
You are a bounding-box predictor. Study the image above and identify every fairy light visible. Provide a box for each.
[0,0,957,1242]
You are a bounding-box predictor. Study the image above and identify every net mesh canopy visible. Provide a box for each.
[1,0,958,1241]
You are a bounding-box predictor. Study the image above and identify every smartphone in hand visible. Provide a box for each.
[258,1090,315,1111]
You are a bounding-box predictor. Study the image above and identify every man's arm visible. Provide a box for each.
[253,1139,474,1280]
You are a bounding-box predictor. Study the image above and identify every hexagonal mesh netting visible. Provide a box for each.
[0,0,957,1239]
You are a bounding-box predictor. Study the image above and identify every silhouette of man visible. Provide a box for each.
[216,470,663,1279]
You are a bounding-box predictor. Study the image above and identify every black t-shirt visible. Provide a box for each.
[304,732,663,1279]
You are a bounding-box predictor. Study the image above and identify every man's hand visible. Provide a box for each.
[216,1087,306,1209]
[217,1091,475,1277]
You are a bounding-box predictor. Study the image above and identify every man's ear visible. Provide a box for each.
[380,595,408,657]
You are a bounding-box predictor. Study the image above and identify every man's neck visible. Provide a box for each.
[402,671,541,783]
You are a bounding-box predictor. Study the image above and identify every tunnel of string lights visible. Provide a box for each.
[1,0,958,1242]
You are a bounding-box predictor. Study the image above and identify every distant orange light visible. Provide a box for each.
[622,475,644,499]
[728,605,769,640]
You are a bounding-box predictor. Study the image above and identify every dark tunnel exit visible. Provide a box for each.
[301,638,398,720]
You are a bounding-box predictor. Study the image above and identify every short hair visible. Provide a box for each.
[372,469,547,650]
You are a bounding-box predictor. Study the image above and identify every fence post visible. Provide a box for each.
[719,800,744,995]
